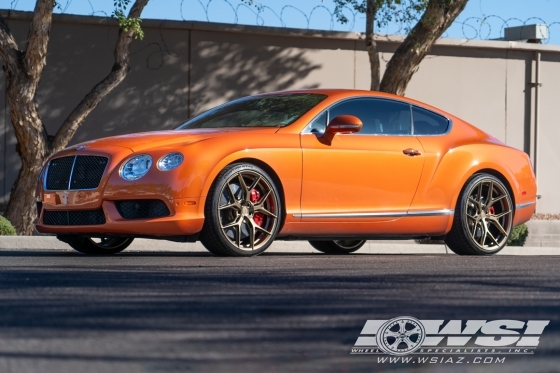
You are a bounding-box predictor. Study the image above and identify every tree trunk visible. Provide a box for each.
[0,0,149,234]
[365,0,380,91]
[380,0,468,96]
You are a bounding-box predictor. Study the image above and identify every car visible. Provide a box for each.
[34,89,537,256]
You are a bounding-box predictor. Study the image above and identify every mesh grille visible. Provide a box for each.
[45,156,75,190]
[70,156,108,189]
[45,155,108,190]
[115,200,171,219]
[43,209,106,226]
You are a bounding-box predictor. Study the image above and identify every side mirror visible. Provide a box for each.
[322,115,363,142]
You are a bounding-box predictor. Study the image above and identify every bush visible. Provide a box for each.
[0,215,16,236]
[507,223,528,246]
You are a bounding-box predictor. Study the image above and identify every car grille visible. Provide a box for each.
[43,209,106,226]
[45,155,108,190]
[115,200,171,219]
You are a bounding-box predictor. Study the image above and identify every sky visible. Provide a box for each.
[5,0,560,44]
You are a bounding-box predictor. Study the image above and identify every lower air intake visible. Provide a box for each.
[43,209,106,226]
[115,200,171,219]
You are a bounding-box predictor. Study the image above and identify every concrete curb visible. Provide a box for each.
[0,236,558,255]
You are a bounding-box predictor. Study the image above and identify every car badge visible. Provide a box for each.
[62,191,69,205]
[76,145,88,151]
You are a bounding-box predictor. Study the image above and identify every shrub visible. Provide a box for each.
[0,215,16,236]
[507,223,528,246]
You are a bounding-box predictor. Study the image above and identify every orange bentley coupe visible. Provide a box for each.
[35,89,536,256]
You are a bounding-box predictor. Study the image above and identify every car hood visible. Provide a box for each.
[75,127,278,152]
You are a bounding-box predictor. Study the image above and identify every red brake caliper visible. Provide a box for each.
[250,189,265,226]
[488,206,495,215]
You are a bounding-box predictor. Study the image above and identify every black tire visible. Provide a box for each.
[445,173,514,255]
[308,240,366,254]
[58,236,134,255]
[200,163,282,257]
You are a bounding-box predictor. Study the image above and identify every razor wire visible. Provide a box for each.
[9,0,560,44]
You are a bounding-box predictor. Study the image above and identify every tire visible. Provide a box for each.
[445,173,514,255]
[308,239,366,254]
[200,163,282,257]
[58,236,134,255]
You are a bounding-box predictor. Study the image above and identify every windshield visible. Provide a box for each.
[176,94,327,129]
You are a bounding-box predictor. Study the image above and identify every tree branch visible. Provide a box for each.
[365,0,380,91]
[0,11,23,79]
[380,0,468,96]
[52,0,149,151]
[24,0,54,84]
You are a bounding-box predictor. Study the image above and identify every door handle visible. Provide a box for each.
[403,148,422,156]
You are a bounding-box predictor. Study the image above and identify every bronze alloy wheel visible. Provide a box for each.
[308,239,366,254]
[200,163,282,256]
[446,173,513,255]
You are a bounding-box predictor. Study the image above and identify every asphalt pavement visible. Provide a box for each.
[0,249,559,373]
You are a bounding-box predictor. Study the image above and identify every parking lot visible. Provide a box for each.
[0,250,559,372]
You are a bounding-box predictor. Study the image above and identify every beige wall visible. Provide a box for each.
[1,11,559,212]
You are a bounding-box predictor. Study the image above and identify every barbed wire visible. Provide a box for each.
[8,0,560,44]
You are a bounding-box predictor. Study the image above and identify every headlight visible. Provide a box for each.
[120,155,152,181]
[157,152,184,171]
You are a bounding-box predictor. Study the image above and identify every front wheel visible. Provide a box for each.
[308,240,366,254]
[58,236,134,255]
[200,163,282,257]
[445,174,514,255]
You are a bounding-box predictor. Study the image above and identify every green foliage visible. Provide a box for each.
[0,215,16,236]
[507,223,529,247]
[332,0,428,31]
[113,0,144,39]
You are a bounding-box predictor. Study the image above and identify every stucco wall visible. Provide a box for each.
[1,10,559,212]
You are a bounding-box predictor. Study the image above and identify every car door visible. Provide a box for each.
[300,98,425,221]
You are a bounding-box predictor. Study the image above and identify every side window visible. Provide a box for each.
[328,98,411,135]
[305,111,328,134]
[412,106,450,135]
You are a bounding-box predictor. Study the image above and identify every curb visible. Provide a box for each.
[0,236,558,255]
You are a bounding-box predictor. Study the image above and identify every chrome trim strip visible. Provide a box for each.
[516,202,536,210]
[293,209,454,219]
[407,209,455,217]
[66,155,78,189]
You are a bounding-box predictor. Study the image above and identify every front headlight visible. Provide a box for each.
[120,155,152,181]
[157,152,184,171]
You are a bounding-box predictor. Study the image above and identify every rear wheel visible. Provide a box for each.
[445,174,513,255]
[308,239,366,254]
[200,163,282,257]
[58,236,134,255]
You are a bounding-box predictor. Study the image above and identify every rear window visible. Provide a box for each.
[412,106,450,135]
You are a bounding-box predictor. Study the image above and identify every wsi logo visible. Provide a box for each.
[353,316,550,357]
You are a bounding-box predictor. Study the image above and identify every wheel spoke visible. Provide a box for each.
[219,202,238,211]
[249,175,261,191]
[255,206,277,218]
[222,219,240,230]
[480,224,488,245]
[402,337,415,349]
[488,218,508,236]
[398,320,406,333]
[487,229,500,246]
[255,225,272,236]
[385,331,400,337]
[237,173,249,200]
[492,210,512,219]
[477,182,483,205]
[468,197,480,207]
[405,327,421,336]
[487,181,494,206]
[226,183,238,202]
